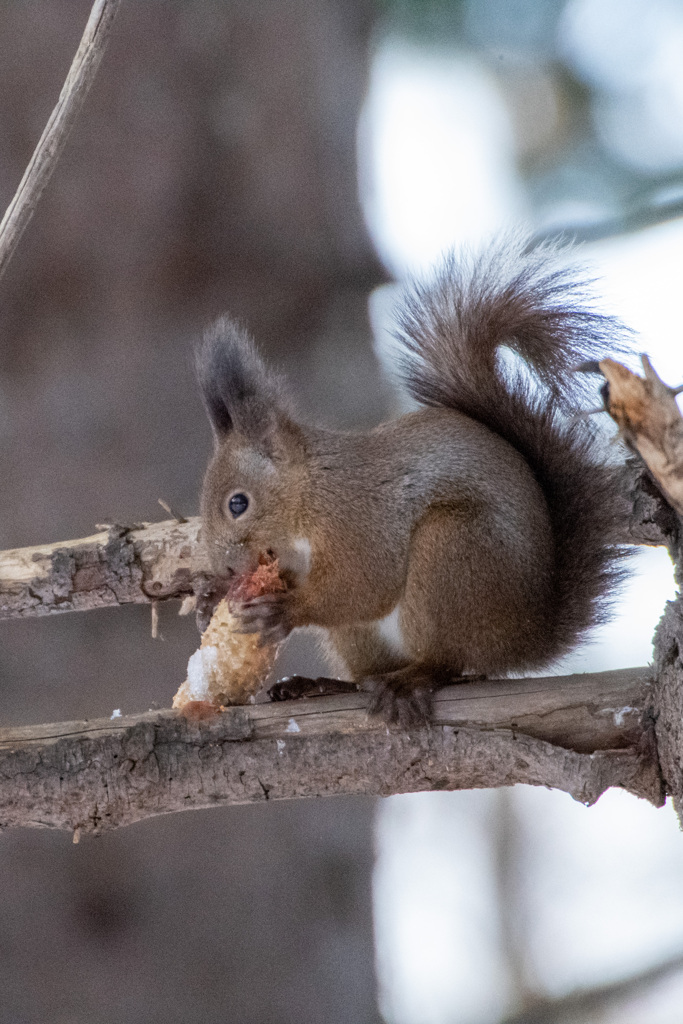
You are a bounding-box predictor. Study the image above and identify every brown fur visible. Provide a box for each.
[197,237,631,725]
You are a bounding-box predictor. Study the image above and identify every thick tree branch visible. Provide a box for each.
[0,668,662,834]
[0,518,208,618]
[587,354,683,822]
[0,471,669,831]
[0,0,122,283]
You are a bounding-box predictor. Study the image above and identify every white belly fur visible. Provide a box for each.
[375,605,407,659]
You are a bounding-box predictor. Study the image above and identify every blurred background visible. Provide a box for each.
[1,1,683,1021]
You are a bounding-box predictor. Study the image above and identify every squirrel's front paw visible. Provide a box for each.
[268,676,360,701]
[229,591,294,645]
[193,573,233,633]
[364,673,436,728]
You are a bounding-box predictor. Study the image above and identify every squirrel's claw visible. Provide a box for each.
[364,675,435,728]
[268,676,360,701]
[229,591,294,645]
[193,573,233,634]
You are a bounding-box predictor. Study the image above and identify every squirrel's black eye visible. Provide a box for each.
[227,492,249,518]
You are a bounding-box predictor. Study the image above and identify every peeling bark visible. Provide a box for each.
[595,358,683,823]
[0,668,663,834]
[624,460,681,557]
[0,518,208,619]
[600,355,683,516]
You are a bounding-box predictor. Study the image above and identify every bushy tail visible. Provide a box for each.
[394,235,631,662]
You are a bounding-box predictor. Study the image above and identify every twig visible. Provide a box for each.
[158,499,187,524]
[0,667,663,833]
[500,950,683,1024]
[0,0,123,283]
[530,189,683,248]
[150,601,160,639]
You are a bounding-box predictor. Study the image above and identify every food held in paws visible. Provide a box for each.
[173,559,287,711]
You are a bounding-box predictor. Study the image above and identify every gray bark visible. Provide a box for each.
[0,667,663,835]
[653,577,683,819]
[592,355,683,825]
[0,519,205,619]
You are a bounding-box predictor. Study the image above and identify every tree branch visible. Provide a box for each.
[1,468,672,623]
[500,950,683,1024]
[0,668,662,834]
[587,357,683,825]
[0,518,208,619]
[0,0,122,283]
[530,189,683,248]
[600,355,683,516]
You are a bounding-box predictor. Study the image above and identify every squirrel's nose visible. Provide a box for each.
[219,543,258,578]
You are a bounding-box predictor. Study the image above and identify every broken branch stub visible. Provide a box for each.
[600,355,683,515]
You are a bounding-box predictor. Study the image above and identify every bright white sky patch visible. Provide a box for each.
[517,787,683,992]
[375,789,683,1024]
[360,39,526,276]
[560,0,683,173]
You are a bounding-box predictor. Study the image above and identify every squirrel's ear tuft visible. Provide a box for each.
[196,316,290,445]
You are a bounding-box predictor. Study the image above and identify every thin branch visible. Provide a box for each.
[530,190,683,248]
[0,0,123,283]
[0,668,663,834]
[0,470,673,623]
[500,950,683,1024]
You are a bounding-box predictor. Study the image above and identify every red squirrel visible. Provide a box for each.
[195,237,630,725]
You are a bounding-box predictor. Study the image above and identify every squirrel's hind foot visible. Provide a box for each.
[363,665,453,728]
[365,680,433,728]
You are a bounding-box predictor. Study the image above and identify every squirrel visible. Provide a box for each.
[195,236,630,726]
